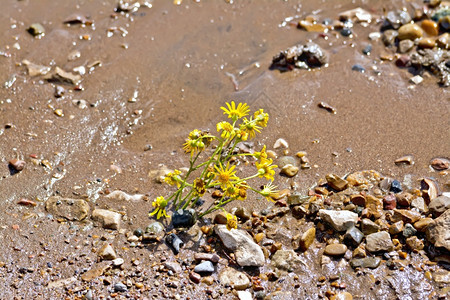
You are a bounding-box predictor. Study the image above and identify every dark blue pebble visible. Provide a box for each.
[114,283,127,292]
[172,209,196,228]
[341,28,352,37]
[390,180,403,193]
[362,44,372,55]
[352,64,365,72]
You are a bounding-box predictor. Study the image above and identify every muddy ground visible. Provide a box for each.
[0,0,449,299]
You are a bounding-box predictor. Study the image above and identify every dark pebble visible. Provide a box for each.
[352,64,365,72]
[362,44,372,55]
[189,271,201,284]
[133,228,144,237]
[172,209,196,228]
[395,55,411,67]
[344,226,364,247]
[114,282,127,292]
[341,28,352,37]
[390,180,402,193]
[402,223,417,238]
[165,233,184,254]
[322,18,332,25]
[54,86,65,98]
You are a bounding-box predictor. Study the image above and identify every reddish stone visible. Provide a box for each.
[395,55,411,67]
[383,194,397,210]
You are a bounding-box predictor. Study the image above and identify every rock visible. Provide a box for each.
[426,209,450,251]
[365,231,394,253]
[27,23,45,36]
[422,19,439,36]
[350,257,381,269]
[339,7,372,23]
[318,209,358,232]
[392,209,421,223]
[398,23,423,41]
[81,262,110,281]
[287,193,309,206]
[434,271,450,284]
[389,221,404,235]
[352,246,366,258]
[112,258,124,267]
[395,192,413,207]
[280,164,299,177]
[273,138,289,149]
[365,195,383,219]
[172,209,196,228]
[106,190,145,201]
[271,250,302,273]
[395,155,414,165]
[330,292,353,300]
[414,218,433,232]
[8,159,25,172]
[383,194,397,210]
[411,197,428,213]
[237,291,253,300]
[299,227,316,251]
[429,195,450,217]
[351,64,365,72]
[410,75,424,85]
[421,178,440,204]
[189,271,201,284]
[17,198,37,206]
[194,253,220,263]
[44,67,82,85]
[92,209,121,230]
[344,227,364,247]
[298,20,327,32]
[165,261,182,273]
[98,243,117,260]
[430,157,449,171]
[406,236,424,250]
[325,174,348,191]
[350,194,366,206]
[395,55,411,67]
[22,60,51,77]
[390,180,402,193]
[437,33,450,49]
[114,282,127,292]
[235,207,251,221]
[398,39,415,53]
[144,221,165,240]
[382,30,399,47]
[219,268,250,290]
[213,212,228,224]
[324,244,347,256]
[402,223,417,238]
[292,205,308,219]
[47,277,77,288]
[272,43,328,70]
[265,291,294,300]
[418,38,436,49]
[45,196,90,221]
[385,10,411,29]
[165,233,184,254]
[194,261,215,274]
[361,218,380,235]
[215,225,265,267]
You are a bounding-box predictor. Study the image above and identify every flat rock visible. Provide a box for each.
[219,267,250,290]
[215,225,265,267]
[318,209,358,232]
[92,209,121,230]
[361,218,380,235]
[350,257,381,269]
[194,261,214,273]
[392,209,421,223]
[365,231,394,253]
[429,195,450,217]
[271,250,303,273]
[324,244,347,256]
[44,67,82,85]
[426,209,450,251]
[325,173,348,191]
[45,196,90,221]
[81,262,110,281]
[237,291,253,300]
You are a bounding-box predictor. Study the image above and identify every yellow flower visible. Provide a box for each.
[224,184,238,198]
[149,196,170,219]
[236,183,248,200]
[183,138,198,155]
[221,101,250,121]
[259,182,279,202]
[188,129,202,140]
[256,158,277,181]
[164,170,182,187]
[216,121,235,139]
[226,212,238,230]
[193,178,206,196]
[254,109,269,127]
[235,129,248,141]
[213,162,239,189]
[241,118,261,139]
[253,145,268,160]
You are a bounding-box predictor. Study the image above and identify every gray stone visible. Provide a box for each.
[426,209,450,251]
[194,261,215,273]
[402,223,417,238]
[114,282,127,292]
[382,30,398,47]
[277,156,297,168]
[215,225,265,267]
[429,195,450,217]
[98,243,117,260]
[45,196,90,221]
[271,250,303,273]
[344,226,364,247]
[398,39,414,53]
[92,209,121,230]
[361,218,380,235]
[219,267,250,290]
[318,209,358,232]
[287,193,310,206]
[366,231,394,253]
[350,257,381,269]
[164,261,182,273]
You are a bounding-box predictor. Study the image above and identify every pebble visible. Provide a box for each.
[402,223,417,238]
[27,23,45,36]
[165,261,182,273]
[341,28,352,37]
[280,164,299,177]
[385,10,411,29]
[365,231,394,253]
[17,198,37,206]
[422,19,439,36]
[383,194,397,210]
[395,155,414,165]
[324,244,347,256]
[189,271,201,284]
[330,292,353,300]
[392,209,421,223]
[237,291,253,300]
[46,196,90,221]
[273,138,288,149]
[344,227,364,247]
[298,20,327,32]
[430,158,449,171]
[406,236,424,250]
[411,197,428,213]
[398,23,423,41]
[429,195,450,217]
[410,75,424,85]
[92,209,121,230]
[172,209,196,228]
[219,267,250,290]
[299,227,316,251]
[98,243,117,260]
[390,180,403,193]
[413,218,433,232]
[194,252,220,263]
[350,194,366,206]
[325,173,348,191]
[382,30,399,47]
[351,64,365,73]
[318,209,358,232]
[395,55,411,67]
[426,210,450,252]
[418,38,436,49]
[277,156,297,168]
[114,282,127,292]
[9,159,25,171]
[437,33,449,49]
[396,192,413,207]
[362,44,372,55]
[389,220,404,235]
[194,261,215,273]
[361,218,380,235]
[165,233,184,254]
[350,257,381,269]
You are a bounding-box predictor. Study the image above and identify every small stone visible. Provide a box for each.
[54,86,65,98]
[410,75,424,85]
[350,194,366,206]
[325,174,348,191]
[422,19,439,36]
[324,244,347,256]
[298,20,327,32]
[339,8,372,23]
[402,223,417,238]
[17,198,37,206]
[344,227,364,247]
[165,261,182,273]
[237,291,253,300]
[382,30,399,47]
[235,207,251,221]
[362,44,372,55]
[330,292,353,300]
[254,233,265,244]
[392,209,421,223]
[98,243,117,260]
[172,209,196,228]
[398,40,415,53]
[398,23,424,41]
[429,195,450,217]
[287,193,309,206]
[430,158,449,171]
[350,257,381,269]
[390,180,402,193]
[194,253,220,263]
[351,64,365,72]
[194,261,214,274]
[385,10,411,29]
[437,33,449,49]
[165,233,184,254]
[213,212,228,224]
[298,227,316,251]
[352,246,366,258]
[44,67,82,85]
[219,267,250,290]
[189,271,201,284]
[280,164,299,177]
[421,178,439,204]
[81,262,110,281]
[366,231,394,253]
[27,23,45,37]
[395,155,414,165]
[318,209,358,232]
[277,156,297,168]
[201,276,214,285]
[271,250,302,273]
[274,138,288,149]
[426,209,450,251]
[365,195,383,219]
[92,209,121,230]
[395,55,411,67]
[414,218,433,232]
[8,159,25,171]
[411,197,428,213]
[112,258,124,267]
[389,221,404,235]
[114,282,127,292]
[406,236,424,250]
[46,196,90,221]
[418,38,436,49]
[341,28,352,37]
[361,218,380,235]
[396,192,413,207]
[383,194,397,210]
